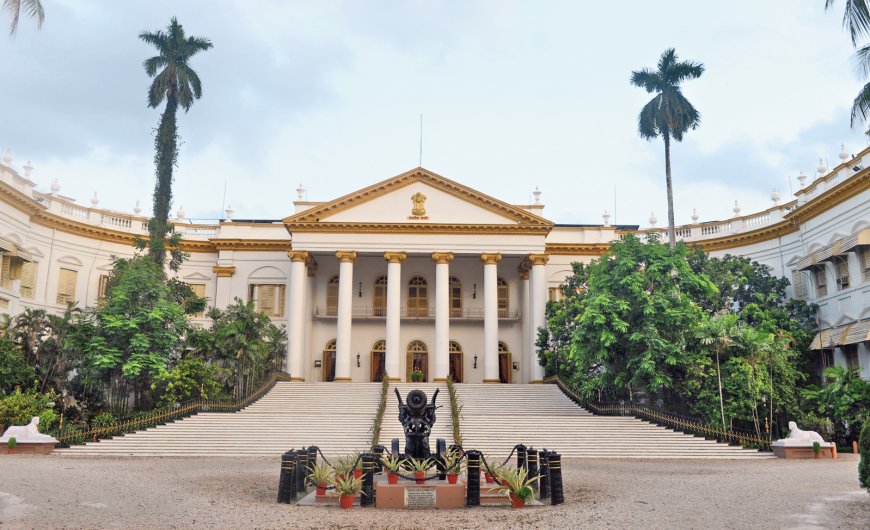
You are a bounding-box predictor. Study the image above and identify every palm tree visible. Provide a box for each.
[825,2,870,127]
[3,0,44,37]
[697,313,738,428]
[139,18,212,266]
[630,49,704,249]
[826,0,870,45]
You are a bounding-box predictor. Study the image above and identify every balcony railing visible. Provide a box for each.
[313,306,519,320]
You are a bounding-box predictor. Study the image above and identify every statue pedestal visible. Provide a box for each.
[3,442,56,455]
[375,476,466,509]
[772,445,834,459]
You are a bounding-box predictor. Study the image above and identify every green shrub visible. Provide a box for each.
[859,422,870,490]
[150,358,230,408]
[7,437,16,449]
[0,387,58,431]
[91,411,117,428]
[0,336,32,395]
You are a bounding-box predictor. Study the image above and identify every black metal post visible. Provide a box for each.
[360,454,375,506]
[516,443,527,470]
[296,451,308,493]
[308,446,318,469]
[286,449,298,502]
[372,445,385,473]
[526,448,539,495]
[549,452,564,505]
[538,451,551,500]
[277,451,291,503]
[465,450,481,507]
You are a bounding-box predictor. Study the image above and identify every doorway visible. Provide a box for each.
[406,340,429,381]
[323,339,336,382]
[448,341,463,383]
[371,340,386,382]
[498,341,511,384]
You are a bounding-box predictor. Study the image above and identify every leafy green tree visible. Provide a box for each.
[139,18,212,267]
[630,48,704,248]
[696,313,739,427]
[3,0,44,37]
[0,336,31,395]
[10,306,78,396]
[801,365,870,444]
[150,358,230,408]
[859,421,869,489]
[0,386,57,431]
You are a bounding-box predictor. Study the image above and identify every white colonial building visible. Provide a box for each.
[0,145,868,382]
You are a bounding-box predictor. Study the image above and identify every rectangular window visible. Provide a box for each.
[250,284,285,317]
[862,248,870,282]
[834,258,850,290]
[97,274,110,301]
[548,287,560,302]
[0,255,11,289]
[843,344,859,370]
[0,298,8,309]
[813,266,827,297]
[189,283,206,317]
[19,262,36,299]
[791,270,808,301]
[56,268,78,305]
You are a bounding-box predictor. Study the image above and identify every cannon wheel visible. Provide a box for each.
[391,438,400,456]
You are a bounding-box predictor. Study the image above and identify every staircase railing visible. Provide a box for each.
[55,371,291,447]
[543,375,771,451]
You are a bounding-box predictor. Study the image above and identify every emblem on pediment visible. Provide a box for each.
[411,192,427,216]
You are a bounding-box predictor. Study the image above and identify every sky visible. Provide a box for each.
[1,0,868,227]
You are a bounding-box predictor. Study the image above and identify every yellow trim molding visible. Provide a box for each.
[212,266,236,278]
[480,252,502,265]
[384,251,408,263]
[431,252,455,264]
[336,250,358,263]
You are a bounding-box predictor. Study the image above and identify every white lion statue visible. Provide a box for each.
[0,416,58,444]
[771,421,831,448]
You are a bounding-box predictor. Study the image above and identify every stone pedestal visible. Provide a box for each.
[374,476,466,509]
[2,443,55,455]
[772,445,835,459]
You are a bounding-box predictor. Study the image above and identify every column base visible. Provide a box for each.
[433,378,448,382]
[529,380,543,384]
[290,377,306,382]
[388,377,402,382]
[483,379,501,384]
[333,377,352,382]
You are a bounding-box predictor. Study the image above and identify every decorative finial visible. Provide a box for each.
[691,208,699,223]
[532,186,542,205]
[817,158,827,175]
[225,204,234,221]
[176,206,186,220]
[839,143,849,163]
[602,210,611,226]
[1,148,11,165]
[22,160,33,178]
[797,171,807,188]
[296,183,305,200]
[733,200,741,217]
[133,200,141,215]
[771,188,781,205]
[90,192,99,208]
[50,178,61,194]
[648,212,657,227]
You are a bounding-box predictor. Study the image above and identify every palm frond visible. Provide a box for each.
[850,79,870,126]
[637,96,663,140]
[828,0,870,46]
[138,29,167,50]
[4,0,44,36]
[666,60,705,84]
[143,56,168,77]
[630,69,663,93]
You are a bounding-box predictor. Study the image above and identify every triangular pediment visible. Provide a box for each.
[283,168,553,234]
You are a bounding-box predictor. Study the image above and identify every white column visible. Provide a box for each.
[481,253,502,383]
[432,252,454,382]
[528,254,549,383]
[286,251,309,381]
[520,268,530,383]
[212,265,235,310]
[334,251,357,382]
[384,252,406,381]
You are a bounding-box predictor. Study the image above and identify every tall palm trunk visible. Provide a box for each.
[149,94,178,266]
[716,350,725,427]
[663,131,676,249]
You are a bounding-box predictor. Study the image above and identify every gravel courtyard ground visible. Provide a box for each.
[1,455,867,529]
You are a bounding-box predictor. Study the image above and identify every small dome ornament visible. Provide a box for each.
[817,158,827,176]
[533,186,542,205]
[176,206,186,220]
[225,204,234,221]
[648,212,657,227]
[797,171,807,188]
[22,160,33,178]
[733,200,741,217]
[90,192,99,208]
[691,208,699,223]
[1,148,12,165]
[133,200,141,215]
[50,178,61,194]
[771,188,781,205]
[838,143,849,163]
[602,209,611,227]
[296,184,305,200]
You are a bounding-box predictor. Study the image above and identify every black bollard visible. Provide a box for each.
[277,451,292,503]
[465,450,481,507]
[516,444,527,470]
[296,451,308,493]
[360,454,375,506]
[526,449,539,495]
[372,445,385,473]
[549,452,564,505]
[285,449,299,502]
[308,446,318,469]
[538,451,551,500]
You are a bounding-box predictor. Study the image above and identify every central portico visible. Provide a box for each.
[281,168,554,384]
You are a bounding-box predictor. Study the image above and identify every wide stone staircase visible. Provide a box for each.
[58,382,773,459]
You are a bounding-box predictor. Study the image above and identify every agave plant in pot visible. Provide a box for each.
[442,449,463,484]
[307,462,334,496]
[333,455,356,481]
[491,467,540,508]
[382,453,406,485]
[408,457,432,485]
[331,474,363,509]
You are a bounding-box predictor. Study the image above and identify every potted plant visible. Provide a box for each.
[352,453,363,479]
[482,456,500,484]
[408,457,432,485]
[442,449,462,484]
[411,370,424,382]
[813,441,822,459]
[6,437,16,455]
[307,462,334,496]
[382,453,406,485]
[333,455,355,481]
[331,474,363,509]
[491,467,540,508]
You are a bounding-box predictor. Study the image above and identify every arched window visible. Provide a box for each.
[497,277,509,317]
[326,275,339,316]
[371,340,386,382]
[449,276,462,317]
[406,340,429,381]
[498,341,511,384]
[448,340,463,383]
[408,276,428,317]
[323,339,337,382]
[373,275,388,316]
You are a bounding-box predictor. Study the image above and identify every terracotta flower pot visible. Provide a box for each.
[415,472,425,485]
[339,494,354,509]
[484,472,494,484]
[509,493,525,509]
[814,452,820,459]
[316,485,327,496]
[447,473,458,485]
[354,469,362,479]
[388,472,399,485]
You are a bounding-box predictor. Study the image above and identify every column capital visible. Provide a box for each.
[212,265,236,278]
[480,252,502,265]
[431,252,455,264]
[384,251,407,264]
[528,253,550,266]
[518,270,529,280]
[288,250,310,263]
[336,250,358,263]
